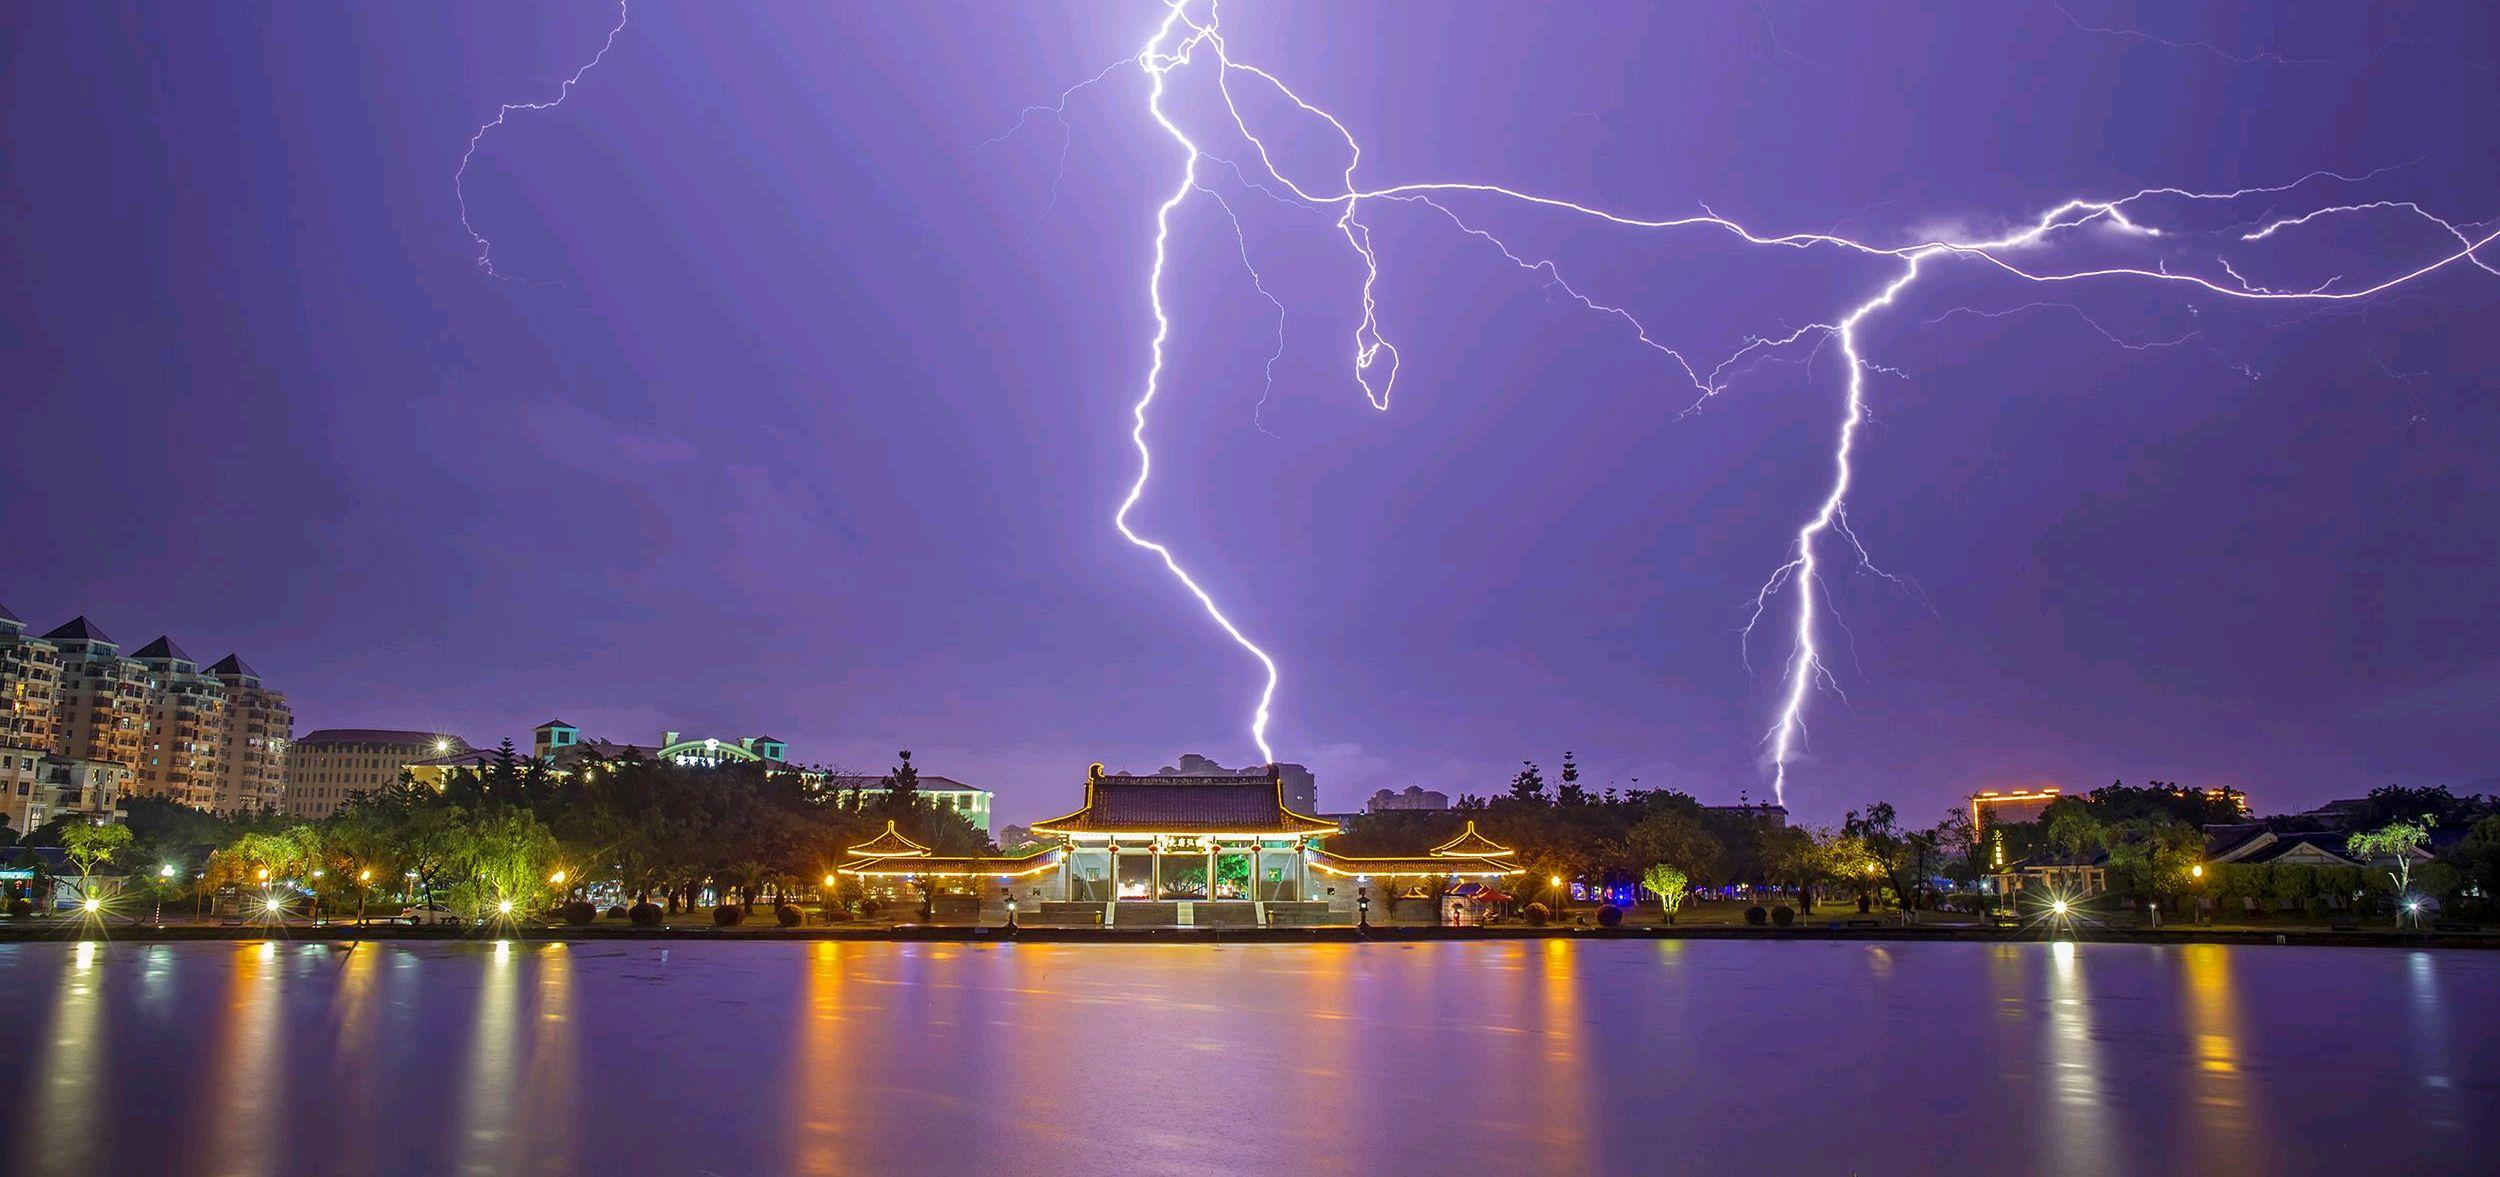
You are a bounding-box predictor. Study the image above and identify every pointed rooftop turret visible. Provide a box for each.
[209,653,260,680]
[132,635,195,664]
[1428,820,1515,859]
[43,615,115,645]
[846,820,933,859]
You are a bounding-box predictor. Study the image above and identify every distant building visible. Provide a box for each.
[1,606,64,833]
[1366,786,1450,813]
[45,617,147,775]
[287,729,470,818]
[1968,788,2062,838]
[3,611,283,820]
[0,605,62,757]
[2206,828,2378,869]
[28,755,132,829]
[130,637,228,810]
[209,654,290,813]
[1158,753,1318,814]
[530,720,789,770]
[820,773,996,834]
[1702,802,1790,828]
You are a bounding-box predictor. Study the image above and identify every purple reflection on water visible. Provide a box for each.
[0,940,2490,1175]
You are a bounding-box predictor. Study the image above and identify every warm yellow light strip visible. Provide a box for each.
[837,854,1064,880]
[1307,862,1522,879]
[1037,830,1326,841]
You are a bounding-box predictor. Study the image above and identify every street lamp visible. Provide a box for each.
[1003,885,1018,930]
[156,864,177,927]
[357,869,372,926]
[1357,876,1372,931]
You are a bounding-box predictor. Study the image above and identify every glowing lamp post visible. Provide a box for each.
[357,869,372,926]
[1357,876,1372,931]
[155,864,177,927]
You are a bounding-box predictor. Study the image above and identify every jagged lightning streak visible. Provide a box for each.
[1121,8,1280,763]
[1094,1,2496,802]
[456,1,631,281]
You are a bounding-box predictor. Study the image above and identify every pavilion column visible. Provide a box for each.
[1206,844,1218,900]
[1150,843,1163,900]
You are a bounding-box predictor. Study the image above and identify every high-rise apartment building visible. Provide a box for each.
[1,605,65,835]
[210,654,290,814]
[132,636,227,810]
[45,617,147,774]
[1,605,62,754]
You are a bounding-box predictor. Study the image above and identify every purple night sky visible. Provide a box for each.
[6,2,2496,826]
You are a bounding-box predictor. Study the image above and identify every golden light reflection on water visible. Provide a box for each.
[453,942,522,1175]
[2179,942,2266,1169]
[520,943,580,1172]
[200,942,286,1177]
[789,941,854,1175]
[329,943,384,1176]
[2043,941,2114,1169]
[17,942,107,1176]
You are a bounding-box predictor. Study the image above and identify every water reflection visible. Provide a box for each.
[0,940,2494,1176]
[2179,944,2266,1170]
[2043,941,2113,1174]
[787,942,851,1175]
[18,942,107,1176]
[200,942,285,1177]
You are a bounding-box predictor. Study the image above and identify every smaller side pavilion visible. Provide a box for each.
[833,820,1061,908]
[1303,820,1522,882]
[1306,820,1524,919]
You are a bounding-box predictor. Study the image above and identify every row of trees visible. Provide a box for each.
[5,748,989,921]
[1336,765,2500,919]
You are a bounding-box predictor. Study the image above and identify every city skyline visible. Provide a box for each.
[7,2,2498,827]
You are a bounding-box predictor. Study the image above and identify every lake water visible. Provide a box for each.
[0,938,2489,1175]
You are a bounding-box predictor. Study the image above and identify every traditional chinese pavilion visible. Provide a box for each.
[1031,763,1339,904]
[833,763,1523,926]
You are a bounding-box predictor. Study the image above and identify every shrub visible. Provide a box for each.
[1523,902,1552,927]
[859,898,883,920]
[1771,905,1796,927]
[6,898,30,917]
[1744,904,1768,926]
[1596,904,1624,928]
[775,902,804,928]
[628,901,664,927]
[559,900,597,925]
[605,904,630,920]
[712,903,746,927]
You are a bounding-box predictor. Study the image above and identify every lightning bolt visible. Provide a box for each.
[455,1,631,282]
[1087,1,2495,801]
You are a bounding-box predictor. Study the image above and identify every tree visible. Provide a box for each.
[59,822,132,899]
[1556,751,1586,806]
[1627,809,1721,884]
[1508,761,1546,805]
[2435,814,2500,912]
[2349,815,2436,927]
[882,750,921,810]
[1642,863,1689,922]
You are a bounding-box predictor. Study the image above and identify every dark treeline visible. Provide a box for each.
[3,744,989,920]
[1334,761,2500,917]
